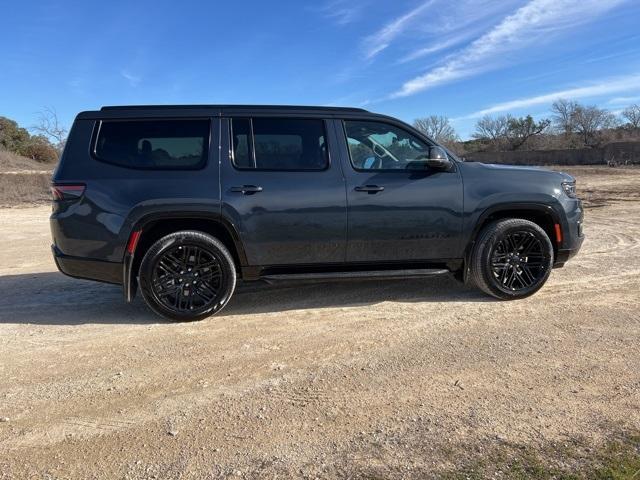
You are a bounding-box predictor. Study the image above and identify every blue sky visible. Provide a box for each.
[2,0,640,139]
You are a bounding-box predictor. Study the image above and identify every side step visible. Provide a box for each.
[262,268,449,283]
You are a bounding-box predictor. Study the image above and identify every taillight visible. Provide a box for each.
[51,184,85,201]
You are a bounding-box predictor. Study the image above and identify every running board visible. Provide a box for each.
[261,268,449,283]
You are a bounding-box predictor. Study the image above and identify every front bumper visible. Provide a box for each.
[554,234,584,267]
[553,195,585,268]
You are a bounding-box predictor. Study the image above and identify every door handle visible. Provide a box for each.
[230,185,263,195]
[355,185,385,193]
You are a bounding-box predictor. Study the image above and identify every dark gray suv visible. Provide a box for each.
[50,105,584,321]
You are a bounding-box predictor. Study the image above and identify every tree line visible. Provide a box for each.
[0,108,67,163]
[413,100,640,155]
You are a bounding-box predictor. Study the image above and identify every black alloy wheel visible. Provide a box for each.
[152,244,222,312]
[490,231,546,291]
[471,219,554,300]
[139,231,236,321]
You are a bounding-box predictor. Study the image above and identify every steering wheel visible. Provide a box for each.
[372,143,390,159]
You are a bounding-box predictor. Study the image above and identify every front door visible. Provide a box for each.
[334,119,463,263]
[220,117,347,266]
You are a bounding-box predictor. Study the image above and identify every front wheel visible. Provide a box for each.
[470,219,554,300]
[138,231,236,321]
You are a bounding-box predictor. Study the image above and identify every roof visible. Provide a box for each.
[99,104,368,113]
[77,104,385,122]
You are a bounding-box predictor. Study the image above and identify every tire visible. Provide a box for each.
[138,231,236,321]
[470,219,554,300]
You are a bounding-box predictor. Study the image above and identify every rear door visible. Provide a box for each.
[334,118,464,263]
[220,116,347,266]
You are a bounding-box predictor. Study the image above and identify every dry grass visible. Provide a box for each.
[0,172,51,206]
[554,165,640,208]
[0,150,53,206]
[0,149,55,173]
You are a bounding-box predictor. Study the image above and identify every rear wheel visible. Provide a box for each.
[139,231,236,321]
[470,219,554,300]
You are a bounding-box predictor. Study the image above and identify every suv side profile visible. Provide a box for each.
[51,105,584,321]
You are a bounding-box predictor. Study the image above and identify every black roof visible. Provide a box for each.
[77,104,390,122]
[100,104,368,113]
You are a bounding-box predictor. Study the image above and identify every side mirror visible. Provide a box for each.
[426,146,452,170]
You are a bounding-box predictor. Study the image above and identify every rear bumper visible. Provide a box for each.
[52,245,122,284]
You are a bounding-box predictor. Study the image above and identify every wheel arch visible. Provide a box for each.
[123,213,247,302]
[462,203,562,283]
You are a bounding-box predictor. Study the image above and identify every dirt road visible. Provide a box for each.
[1,167,639,479]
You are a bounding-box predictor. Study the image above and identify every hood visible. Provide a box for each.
[479,162,575,182]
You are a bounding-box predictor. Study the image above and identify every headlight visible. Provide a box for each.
[562,181,577,198]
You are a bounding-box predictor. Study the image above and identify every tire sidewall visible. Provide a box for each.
[139,231,236,321]
[478,220,554,299]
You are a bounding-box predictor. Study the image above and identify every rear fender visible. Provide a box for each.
[122,212,246,302]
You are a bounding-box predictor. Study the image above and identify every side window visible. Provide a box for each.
[344,120,430,171]
[231,118,254,168]
[231,118,328,171]
[94,119,209,169]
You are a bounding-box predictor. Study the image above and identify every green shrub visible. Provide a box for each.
[0,116,59,163]
[0,116,30,152]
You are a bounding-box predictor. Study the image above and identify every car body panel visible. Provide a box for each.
[329,119,464,262]
[51,118,222,263]
[457,161,583,253]
[219,118,348,266]
[50,105,585,297]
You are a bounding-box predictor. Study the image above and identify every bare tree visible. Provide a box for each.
[622,104,640,131]
[472,115,511,150]
[506,115,551,150]
[551,98,578,136]
[31,107,68,152]
[413,115,459,146]
[572,105,617,147]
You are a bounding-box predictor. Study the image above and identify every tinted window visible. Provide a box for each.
[95,119,209,169]
[231,118,253,168]
[344,120,430,171]
[231,118,327,170]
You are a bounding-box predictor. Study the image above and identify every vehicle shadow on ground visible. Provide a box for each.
[0,271,491,325]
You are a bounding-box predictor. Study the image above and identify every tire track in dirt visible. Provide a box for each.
[1,168,640,478]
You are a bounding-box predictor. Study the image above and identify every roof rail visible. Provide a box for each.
[100,104,369,113]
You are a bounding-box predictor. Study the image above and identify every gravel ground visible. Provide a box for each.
[0,167,638,479]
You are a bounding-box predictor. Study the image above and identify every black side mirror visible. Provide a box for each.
[426,146,452,170]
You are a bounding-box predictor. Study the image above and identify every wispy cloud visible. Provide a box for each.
[608,95,640,105]
[460,74,640,118]
[317,0,363,26]
[363,1,435,60]
[399,31,476,64]
[399,0,519,64]
[392,0,628,98]
[121,70,141,87]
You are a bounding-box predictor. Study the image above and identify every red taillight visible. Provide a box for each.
[51,184,85,201]
[126,230,142,254]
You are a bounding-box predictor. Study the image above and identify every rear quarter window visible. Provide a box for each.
[93,119,210,169]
